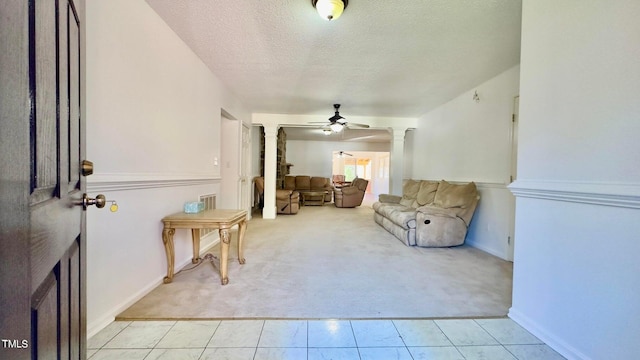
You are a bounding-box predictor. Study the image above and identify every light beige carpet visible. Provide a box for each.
[117,199,512,320]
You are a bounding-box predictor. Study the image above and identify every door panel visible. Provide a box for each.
[1,2,85,358]
[32,274,58,359]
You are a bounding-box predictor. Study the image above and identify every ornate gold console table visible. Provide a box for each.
[161,209,247,285]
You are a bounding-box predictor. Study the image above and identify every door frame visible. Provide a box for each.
[507,95,519,261]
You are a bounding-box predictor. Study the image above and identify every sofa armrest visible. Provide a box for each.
[378,194,401,204]
[339,187,361,196]
[414,207,469,247]
[415,205,460,219]
[275,189,293,200]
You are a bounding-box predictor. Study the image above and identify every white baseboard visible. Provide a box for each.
[86,236,220,339]
[466,239,507,260]
[508,307,590,360]
[87,314,119,339]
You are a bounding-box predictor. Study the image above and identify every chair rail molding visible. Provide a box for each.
[87,172,221,192]
[508,179,640,209]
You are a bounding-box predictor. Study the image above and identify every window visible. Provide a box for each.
[342,157,371,181]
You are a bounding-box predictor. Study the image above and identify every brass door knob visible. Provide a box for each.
[82,193,106,209]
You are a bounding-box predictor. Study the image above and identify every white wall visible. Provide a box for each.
[412,66,519,183]
[85,0,249,336]
[283,140,391,197]
[410,66,520,259]
[286,140,389,176]
[510,1,640,359]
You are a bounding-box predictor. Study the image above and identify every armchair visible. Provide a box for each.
[254,177,299,215]
[276,189,300,214]
[334,178,369,208]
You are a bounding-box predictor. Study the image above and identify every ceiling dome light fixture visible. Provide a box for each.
[329,122,344,132]
[312,0,348,21]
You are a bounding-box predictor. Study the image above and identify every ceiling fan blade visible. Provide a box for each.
[346,122,370,128]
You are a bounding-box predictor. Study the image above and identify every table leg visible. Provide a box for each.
[237,220,247,264]
[162,228,176,283]
[219,228,230,285]
[191,229,201,264]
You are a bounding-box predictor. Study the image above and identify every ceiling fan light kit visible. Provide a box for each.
[308,104,370,133]
[330,122,344,132]
[312,0,348,21]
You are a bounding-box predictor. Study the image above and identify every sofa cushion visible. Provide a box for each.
[416,180,439,206]
[310,176,328,189]
[378,194,401,204]
[283,176,296,190]
[295,176,311,190]
[398,180,419,207]
[372,203,416,230]
[433,180,477,209]
[399,197,414,207]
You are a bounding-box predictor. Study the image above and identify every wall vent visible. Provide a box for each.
[199,193,216,238]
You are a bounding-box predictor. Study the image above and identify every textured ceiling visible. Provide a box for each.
[145,0,521,119]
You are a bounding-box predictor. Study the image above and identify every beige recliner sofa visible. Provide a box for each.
[334,178,369,208]
[372,180,479,247]
[283,175,334,203]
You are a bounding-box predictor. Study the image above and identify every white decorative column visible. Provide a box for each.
[389,127,407,195]
[262,125,278,219]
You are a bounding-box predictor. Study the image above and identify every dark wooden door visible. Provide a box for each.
[1,0,87,359]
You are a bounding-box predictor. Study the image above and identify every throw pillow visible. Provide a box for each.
[400,197,415,207]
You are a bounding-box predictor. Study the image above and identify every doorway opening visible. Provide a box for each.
[332,151,389,197]
[220,109,240,210]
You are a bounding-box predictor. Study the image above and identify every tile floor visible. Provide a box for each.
[87,318,565,360]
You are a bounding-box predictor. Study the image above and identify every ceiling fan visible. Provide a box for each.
[337,151,353,157]
[311,104,370,133]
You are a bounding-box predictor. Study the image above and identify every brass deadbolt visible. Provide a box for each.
[81,160,94,176]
